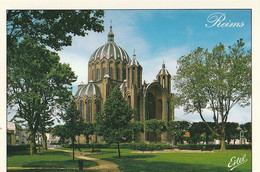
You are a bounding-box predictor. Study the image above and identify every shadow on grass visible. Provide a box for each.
[23,160,78,168]
[8,170,83,172]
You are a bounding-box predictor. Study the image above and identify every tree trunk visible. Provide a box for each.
[29,132,37,155]
[42,133,47,150]
[86,135,89,144]
[220,137,226,151]
[72,138,75,161]
[117,142,121,158]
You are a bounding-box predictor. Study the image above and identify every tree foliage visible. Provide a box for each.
[241,122,252,144]
[173,39,251,150]
[145,119,167,143]
[82,122,94,144]
[168,121,190,145]
[7,10,104,50]
[61,100,84,161]
[95,86,135,158]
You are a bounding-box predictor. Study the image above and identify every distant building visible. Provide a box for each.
[7,121,16,145]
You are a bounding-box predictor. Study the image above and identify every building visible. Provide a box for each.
[75,25,174,143]
[7,121,16,145]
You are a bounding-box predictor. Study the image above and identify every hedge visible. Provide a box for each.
[7,144,30,152]
[177,144,251,150]
[62,143,174,151]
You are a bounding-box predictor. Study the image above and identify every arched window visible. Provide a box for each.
[117,68,120,80]
[79,100,84,119]
[92,69,94,80]
[138,70,141,88]
[109,67,113,78]
[86,100,92,122]
[127,68,130,88]
[123,65,126,80]
[128,96,131,108]
[96,100,101,114]
[102,67,106,78]
[132,68,135,84]
[163,76,165,88]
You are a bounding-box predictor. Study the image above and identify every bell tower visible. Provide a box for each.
[156,61,171,93]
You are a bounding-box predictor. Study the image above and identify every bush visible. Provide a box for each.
[7,144,30,152]
[177,144,251,150]
[62,142,174,151]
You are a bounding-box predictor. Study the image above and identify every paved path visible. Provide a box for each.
[56,149,120,172]
[8,149,120,172]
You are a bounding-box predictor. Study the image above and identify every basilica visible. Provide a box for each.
[75,25,174,143]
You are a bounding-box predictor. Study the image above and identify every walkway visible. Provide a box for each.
[57,149,120,172]
[8,149,120,172]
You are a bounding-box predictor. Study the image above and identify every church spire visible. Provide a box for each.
[133,48,136,59]
[162,59,165,69]
[107,20,114,42]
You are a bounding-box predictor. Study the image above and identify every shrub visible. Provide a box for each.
[177,144,251,150]
[7,144,30,152]
[62,142,174,151]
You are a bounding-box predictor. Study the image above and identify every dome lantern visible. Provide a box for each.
[107,21,114,42]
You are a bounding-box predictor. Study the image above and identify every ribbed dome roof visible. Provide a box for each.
[75,81,101,98]
[158,62,170,75]
[89,25,130,62]
[129,50,140,66]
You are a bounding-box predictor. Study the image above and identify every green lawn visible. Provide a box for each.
[7,149,98,171]
[79,148,251,172]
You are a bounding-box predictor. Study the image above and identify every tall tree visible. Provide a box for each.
[173,39,251,150]
[62,100,84,161]
[82,122,94,144]
[145,119,167,143]
[7,39,77,155]
[95,86,134,158]
[7,10,104,50]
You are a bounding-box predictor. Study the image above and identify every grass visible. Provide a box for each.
[76,148,251,172]
[7,149,98,171]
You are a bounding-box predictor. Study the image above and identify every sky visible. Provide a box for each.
[7,9,252,124]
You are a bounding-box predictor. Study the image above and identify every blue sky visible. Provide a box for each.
[8,9,252,124]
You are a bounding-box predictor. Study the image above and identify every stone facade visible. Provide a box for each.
[75,25,174,143]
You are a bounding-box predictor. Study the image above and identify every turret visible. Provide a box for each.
[156,60,171,93]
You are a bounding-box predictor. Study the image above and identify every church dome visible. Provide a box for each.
[75,81,101,98]
[89,25,130,62]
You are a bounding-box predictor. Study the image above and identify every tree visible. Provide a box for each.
[130,121,144,142]
[82,122,94,144]
[188,122,203,144]
[168,121,190,145]
[62,100,84,161]
[7,39,77,155]
[7,10,104,51]
[95,86,134,158]
[225,122,239,145]
[173,39,251,150]
[145,119,167,143]
[241,122,251,144]
[53,125,66,144]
